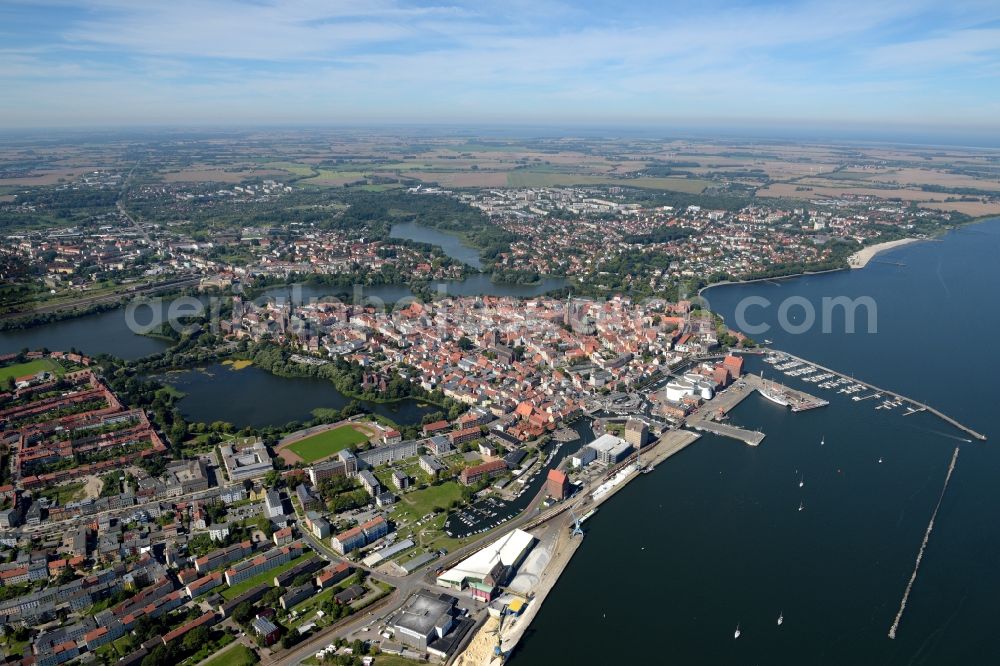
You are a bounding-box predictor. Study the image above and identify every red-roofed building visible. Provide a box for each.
[161,611,218,645]
[723,354,744,379]
[422,420,450,436]
[459,459,507,486]
[316,562,352,589]
[545,469,570,500]
[449,426,481,447]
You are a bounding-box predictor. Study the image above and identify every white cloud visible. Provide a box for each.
[1,0,999,126]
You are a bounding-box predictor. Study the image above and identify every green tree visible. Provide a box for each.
[181,626,211,654]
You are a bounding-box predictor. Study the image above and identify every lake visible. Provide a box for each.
[512,219,1000,665]
[0,275,566,362]
[0,306,171,360]
[390,221,485,269]
[152,362,437,428]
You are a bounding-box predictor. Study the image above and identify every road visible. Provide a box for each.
[275,477,560,666]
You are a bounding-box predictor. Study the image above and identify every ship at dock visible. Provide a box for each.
[759,385,791,407]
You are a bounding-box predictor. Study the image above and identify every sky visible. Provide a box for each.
[2,0,1000,133]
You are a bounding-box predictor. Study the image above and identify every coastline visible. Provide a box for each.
[846,237,925,269]
[697,266,846,297]
[457,429,701,665]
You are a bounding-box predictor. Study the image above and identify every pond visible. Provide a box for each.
[150,362,437,428]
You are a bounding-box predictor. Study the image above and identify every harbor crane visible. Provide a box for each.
[569,510,584,537]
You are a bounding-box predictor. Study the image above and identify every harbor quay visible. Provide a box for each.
[453,428,702,664]
[683,372,826,447]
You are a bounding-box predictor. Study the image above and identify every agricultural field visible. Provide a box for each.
[505,168,710,192]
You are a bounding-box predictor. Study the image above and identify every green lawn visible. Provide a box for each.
[221,553,315,600]
[286,426,369,463]
[392,481,463,522]
[199,644,258,666]
[288,573,363,626]
[38,481,86,505]
[0,358,62,383]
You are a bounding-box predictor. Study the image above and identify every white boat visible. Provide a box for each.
[777,613,783,626]
[734,624,741,639]
[759,387,790,407]
[798,501,804,512]
[820,435,825,446]
[878,457,883,464]
[798,475,804,488]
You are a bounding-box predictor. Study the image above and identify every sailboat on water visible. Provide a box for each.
[820,435,825,446]
[798,501,804,512]
[798,475,804,488]
[734,624,741,639]
[777,612,784,626]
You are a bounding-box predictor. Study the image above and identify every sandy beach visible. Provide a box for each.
[848,238,923,269]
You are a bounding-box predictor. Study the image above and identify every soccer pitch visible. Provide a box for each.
[285,425,369,463]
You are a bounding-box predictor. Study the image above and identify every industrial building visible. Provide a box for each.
[624,419,649,448]
[390,592,458,650]
[585,434,632,466]
[436,528,535,602]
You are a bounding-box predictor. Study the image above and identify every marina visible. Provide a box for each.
[518,219,1000,665]
[757,349,986,441]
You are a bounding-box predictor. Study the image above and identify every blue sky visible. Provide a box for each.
[2,0,1000,131]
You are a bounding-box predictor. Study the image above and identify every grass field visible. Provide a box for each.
[286,426,369,463]
[392,481,463,522]
[38,481,87,505]
[0,358,62,383]
[199,644,258,666]
[221,553,314,600]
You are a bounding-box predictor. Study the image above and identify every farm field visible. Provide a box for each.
[505,169,710,192]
